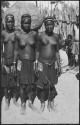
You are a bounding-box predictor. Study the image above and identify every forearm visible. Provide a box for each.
[36,51,39,60]
[14,50,18,63]
[1,46,4,65]
[56,51,60,63]
[56,51,61,68]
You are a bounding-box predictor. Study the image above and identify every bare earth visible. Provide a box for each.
[1,68,79,124]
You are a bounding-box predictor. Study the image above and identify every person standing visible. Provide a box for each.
[14,14,38,114]
[72,15,79,67]
[1,14,18,110]
[36,16,62,112]
[65,34,74,67]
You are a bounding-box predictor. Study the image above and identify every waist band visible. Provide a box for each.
[19,55,35,61]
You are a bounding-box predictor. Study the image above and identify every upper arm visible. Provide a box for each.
[37,33,42,51]
[1,31,4,51]
[35,32,41,52]
[58,34,64,49]
[1,31,4,44]
[73,24,75,36]
[14,32,19,61]
[14,32,19,51]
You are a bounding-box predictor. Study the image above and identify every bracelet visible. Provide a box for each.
[13,62,16,64]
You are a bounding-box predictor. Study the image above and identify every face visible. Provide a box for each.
[45,20,54,33]
[6,18,14,30]
[22,18,31,31]
[76,16,79,25]
[68,36,72,41]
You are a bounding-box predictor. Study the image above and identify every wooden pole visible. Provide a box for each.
[36,1,38,7]
[50,2,52,16]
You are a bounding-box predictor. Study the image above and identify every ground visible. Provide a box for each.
[1,67,79,124]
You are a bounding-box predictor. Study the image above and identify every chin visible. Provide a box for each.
[48,31,53,33]
[8,27,13,29]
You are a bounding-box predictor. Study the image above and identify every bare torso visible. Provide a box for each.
[38,32,59,64]
[2,30,16,65]
[16,30,37,61]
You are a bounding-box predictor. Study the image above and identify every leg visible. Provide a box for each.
[4,87,10,110]
[20,85,26,114]
[71,54,74,67]
[68,51,71,66]
[27,84,37,111]
[69,53,72,67]
[47,86,57,111]
[37,87,48,112]
[28,84,36,103]
[13,86,20,106]
[0,87,4,103]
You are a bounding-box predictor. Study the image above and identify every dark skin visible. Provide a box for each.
[1,16,17,109]
[37,19,62,111]
[1,18,15,65]
[14,18,38,61]
[14,16,38,112]
[38,20,62,65]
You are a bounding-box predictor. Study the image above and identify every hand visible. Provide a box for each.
[38,62,43,72]
[34,60,38,73]
[4,65,10,73]
[56,62,62,77]
[11,65,16,73]
[58,66,62,77]
[75,55,78,62]
[17,60,22,71]
[55,61,58,69]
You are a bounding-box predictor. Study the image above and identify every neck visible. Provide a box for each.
[23,29,30,33]
[45,30,53,36]
[6,28,15,33]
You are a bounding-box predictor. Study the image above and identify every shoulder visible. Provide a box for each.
[30,30,37,36]
[15,27,21,32]
[14,29,21,38]
[1,30,6,36]
[38,31,46,37]
[53,32,59,41]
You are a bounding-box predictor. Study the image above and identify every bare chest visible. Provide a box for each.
[3,32,15,44]
[18,33,35,46]
[41,35,57,46]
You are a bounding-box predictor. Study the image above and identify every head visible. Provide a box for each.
[44,16,55,35]
[21,14,31,32]
[76,15,79,25]
[67,34,72,41]
[5,14,15,31]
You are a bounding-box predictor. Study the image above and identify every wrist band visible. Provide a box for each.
[13,62,16,64]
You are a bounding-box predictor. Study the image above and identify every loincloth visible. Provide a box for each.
[1,65,17,88]
[36,61,58,89]
[18,59,36,85]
